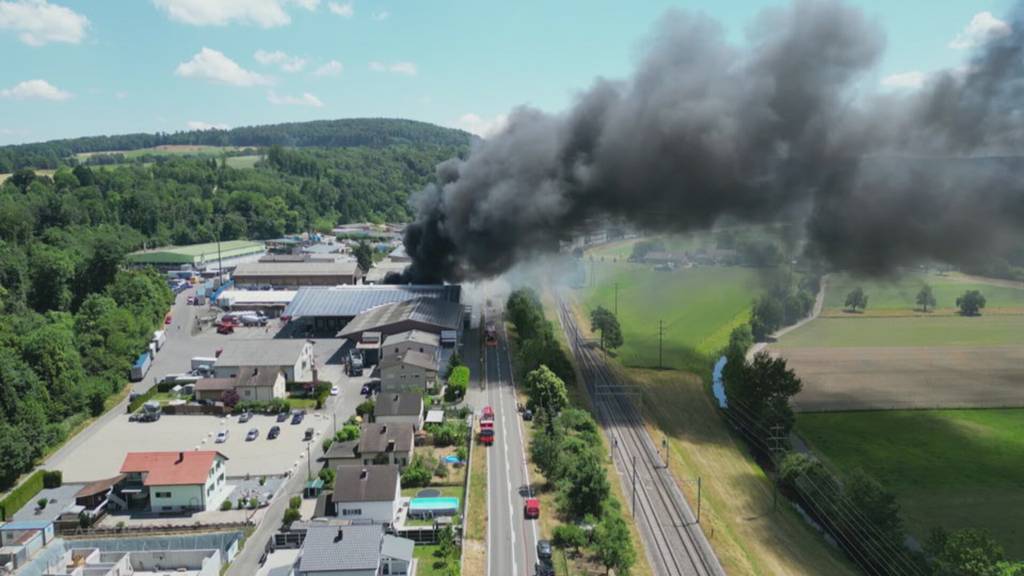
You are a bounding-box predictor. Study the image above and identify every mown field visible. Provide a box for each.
[75,145,244,160]
[823,271,1024,315]
[580,263,758,369]
[799,409,1024,557]
[776,315,1024,348]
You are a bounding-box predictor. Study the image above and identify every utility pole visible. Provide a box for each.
[769,424,785,512]
[306,442,312,481]
[658,320,664,370]
[662,435,669,468]
[697,476,702,524]
[631,454,638,519]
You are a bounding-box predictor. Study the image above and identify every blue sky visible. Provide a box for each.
[0,0,1016,145]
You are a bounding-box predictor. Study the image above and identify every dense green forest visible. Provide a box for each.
[0,118,473,171]
[0,121,469,491]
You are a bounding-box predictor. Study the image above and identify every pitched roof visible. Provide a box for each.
[332,465,399,503]
[401,349,437,371]
[284,285,461,319]
[234,366,284,388]
[75,475,126,499]
[215,339,309,368]
[318,440,360,462]
[338,298,463,338]
[233,261,358,278]
[120,451,226,486]
[374,393,423,418]
[298,523,382,572]
[358,423,414,455]
[381,535,414,562]
[193,378,237,392]
[382,329,440,348]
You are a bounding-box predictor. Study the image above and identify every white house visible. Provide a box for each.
[380,350,437,394]
[213,339,314,382]
[331,466,400,526]
[295,523,412,576]
[194,366,286,402]
[114,451,228,513]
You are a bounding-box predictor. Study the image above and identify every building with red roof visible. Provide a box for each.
[113,451,228,513]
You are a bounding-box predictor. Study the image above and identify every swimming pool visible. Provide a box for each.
[409,496,460,518]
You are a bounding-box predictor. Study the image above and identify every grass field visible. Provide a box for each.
[799,409,1024,556]
[580,264,758,369]
[225,155,261,169]
[823,271,1024,314]
[776,315,1024,348]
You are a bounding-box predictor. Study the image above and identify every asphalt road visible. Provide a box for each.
[474,306,538,576]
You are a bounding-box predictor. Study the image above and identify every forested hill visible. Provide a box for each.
[0,118,475,171]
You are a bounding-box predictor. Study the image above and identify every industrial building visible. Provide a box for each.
[338,298,463,343]
[126,240,265,271]
[231,261,363,288]
[283,285,461,333]
[213,339,315,383]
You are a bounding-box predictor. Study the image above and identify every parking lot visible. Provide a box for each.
[51,409,336,482]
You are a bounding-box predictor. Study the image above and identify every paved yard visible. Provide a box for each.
[11,483,86,523]
[256,549,299,576]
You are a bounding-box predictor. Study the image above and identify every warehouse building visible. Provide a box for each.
[126,240,265,272]
[283,285,461,333]
[214,339,315,382]
[338,298,463,343]
[232,261,363,288]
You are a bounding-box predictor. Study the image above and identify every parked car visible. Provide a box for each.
[304,427,315,441]
[215,430,229,443]
[348,350,364,376]
[276,412,289,423]
[164,314,172,325]
[128,413,140,422]
[330,385,339,396]
[239,412,253,423]
[139,411,160,423]
[524,498,540,519]
[523,409,534,421]
[290,410,305,425]
[268,425,281,439]
[216,323,234,335]
[246,428,259,441]
[537,540,552,561]
[240,313,268,327]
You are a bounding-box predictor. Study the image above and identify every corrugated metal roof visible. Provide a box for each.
[338,298,463,338]
[298,524,382,572]
[233,261,358,277]
[284,285,460,319]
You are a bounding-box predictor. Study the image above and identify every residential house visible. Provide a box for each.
[331,466,401,526]
[194,367,286,402]
[380,330,438,367]
[358,423,414,468]
[113,451,228,513]
[317,440,360,469]
[295,523,413,576]
[380,350,437,394]
[213,339,314,383]
[373,393,424,430]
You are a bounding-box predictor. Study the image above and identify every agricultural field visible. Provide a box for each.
[799,409,1024,557]
[75,144,244,160]
[776,315,1024,348]
[823,271,1024,316]
[0,169,56,184]
[579,263,758,369]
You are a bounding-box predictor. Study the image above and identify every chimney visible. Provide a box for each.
[334,528,344,543]
[176,452,184,464]
[386,440,395,453]
[360,468,368,480]
[253,367,259,376]
[381,425,387,434]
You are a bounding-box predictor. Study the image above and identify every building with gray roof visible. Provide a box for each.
[213,339,314,382]
[295,523,413,575]
[331,466,401,525]
[374,392,424,430]
[232,260,362,288]
[283,285,461,332]
[339,298,463,341]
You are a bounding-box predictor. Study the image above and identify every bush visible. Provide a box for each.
[322,437,334,452]
[427,420,467,447]
[36,498,48,510]
[127,388,158,413]
[42,470,62,489]
[444,366,469,402]
[220,500,233,511]
[0,470,44,521]
[434,460,449,479]
[552,524,588,553]
[283,508,301,525]
[401,455,433,488]
[289,495,302,510]
[356,400,375,419]
[319,467,336,485]
[336,424,360,442]
[456,446,468,462]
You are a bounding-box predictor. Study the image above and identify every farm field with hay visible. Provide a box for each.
[822,271,1024,315]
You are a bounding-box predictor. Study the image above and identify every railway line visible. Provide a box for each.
[556,296,725,576]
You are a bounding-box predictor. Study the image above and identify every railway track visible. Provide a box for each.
[556,296,725,576]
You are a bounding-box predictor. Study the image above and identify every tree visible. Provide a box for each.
[444,365,469,402]
[593,507,636,575]
[927,528,1006,576]
[552,524,588,555]
[356,399,375,419]
[282,507,301,525]
[844,287,868,312]
[557,449,609,519]
[590,306,623,350]
[957,290,987,316]
[353,240,373,273]
[723,351,803,440]
[916,284,937,312]
[725,324,753,357]
[524,365,569,415]
[221,388,240,409]
[750,295,784,341]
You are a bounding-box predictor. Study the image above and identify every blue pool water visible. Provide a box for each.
[409,496,460,517]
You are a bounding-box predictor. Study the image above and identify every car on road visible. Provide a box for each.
[479,420,494,445]
[330,385,339,396]
[481,405,494,421]
[215,430,229,443]
[536,540,554,576]
[164,314,172,325]
[304,427,315,441]
[216,323,234,335]
[291,410,305,425]
[238,412,253,423]
[240,313,268,327]
[523,409,533,421]
[268,425,281,439]
[276,411,289,422]
[246,428,259,441]
[537,540,552,561]
[524,497,540,519]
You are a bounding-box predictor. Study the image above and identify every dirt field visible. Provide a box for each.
[776,346,1024,411]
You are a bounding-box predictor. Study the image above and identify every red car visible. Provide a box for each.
[164,314,172,325]
[216,323,234,335]
[524,498,540,519]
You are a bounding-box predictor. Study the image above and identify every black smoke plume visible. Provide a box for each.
[400,0,1024,283]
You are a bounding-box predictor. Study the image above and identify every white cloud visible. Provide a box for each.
[313,60,343,76]
[0,79,71,100]
[114,91,128,100]
[327,1,352,17]
[0,0,88,46]
[880,71,927,90]
[187,120,230,130]
[949,11,1011,50]
[267,91,323,107]
[153,0,294,28]
[455,112,508,138]
[254,49,306,72]
[369,60,416,76]
[372,10,388,21]
[176,47,271,86]
[291,0,319,10]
